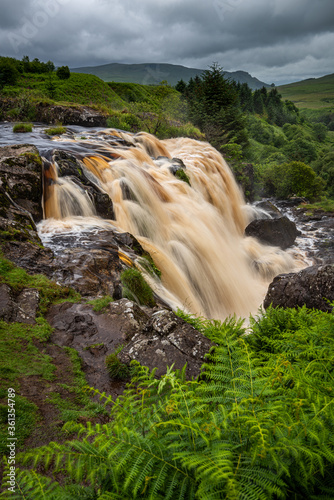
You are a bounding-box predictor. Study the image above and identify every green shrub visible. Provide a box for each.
[260,160,325,200]
[120,267,155,307]
[56,65,70,80]
[12,123,33,133]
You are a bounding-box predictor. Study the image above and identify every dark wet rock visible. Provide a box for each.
[0,283,39,324]
[245,216,299,249]
[3,241,55,277]
[264,264,334,312]
[255,200,282,219]
[0,284,15,322]
[119,309,213,379]
[35,103,108,127]
[47,300,212,393]
[46,226,152,298]
[52,247,123,298]
[47,299,149,393]
[0,144,43,221]
[54,150,115,219]
[0,200,41,247]
[276,197,307,208]
[15,288,39,324]
[155,156,187,177]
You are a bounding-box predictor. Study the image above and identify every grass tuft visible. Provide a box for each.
[13,123,33,133]
[120,268,155,307]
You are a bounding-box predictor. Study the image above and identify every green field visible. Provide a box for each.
[278,73,334,109]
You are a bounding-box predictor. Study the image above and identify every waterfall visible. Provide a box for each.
[42,130,298,320]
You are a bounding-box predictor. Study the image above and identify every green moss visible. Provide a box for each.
[20,151,42,166]
[12,123,33,133]
[0,228,22,241]
[105,345,130,380]
[0,320,56,387]
[175,168,191,185]
[44,126,67,136]
[120,268,155,307]
[87,295,113,312]
[84,343,105,350]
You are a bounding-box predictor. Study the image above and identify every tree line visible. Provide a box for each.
[0,55,70,89]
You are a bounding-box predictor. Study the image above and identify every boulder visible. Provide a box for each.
[47,300,212,393]
[264,264,334,312]
[52,247,123,298]
[47,299,149,393]
[35,103,108,127]
[245,216,299,249]
[0,144,43,221]
[255,200,282,219]
[119,309,213,379]
[0,283,39,324]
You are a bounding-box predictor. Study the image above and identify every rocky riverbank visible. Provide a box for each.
[0,138,333,459]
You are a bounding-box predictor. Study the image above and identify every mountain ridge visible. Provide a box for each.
[71,62,270,89]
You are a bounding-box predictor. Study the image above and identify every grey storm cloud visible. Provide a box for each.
[0,0,333,84]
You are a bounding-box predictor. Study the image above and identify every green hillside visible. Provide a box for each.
[71,62,269,89]
[278,73,334,109]
[2,72,126,110]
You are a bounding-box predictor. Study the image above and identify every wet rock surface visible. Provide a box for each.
[47,300,212,393]
[35,103,108,127]
[245,215,299,249]
[264,264,334,312]
[0,283,39,324]
[290,206,334,264]
[0,144,43,221]
[119,309,213,379]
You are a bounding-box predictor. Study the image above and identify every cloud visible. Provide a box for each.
[0,0,333,84]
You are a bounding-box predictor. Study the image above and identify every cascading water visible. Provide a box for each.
[39,128,302,320]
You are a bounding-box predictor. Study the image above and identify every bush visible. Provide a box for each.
[283,138,317,163]
[56,65,70,80]
[0,59,19,88]
[260,160,325,200]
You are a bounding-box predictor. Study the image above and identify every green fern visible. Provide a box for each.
[3,307,334,499]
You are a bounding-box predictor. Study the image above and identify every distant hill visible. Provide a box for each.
[278,73,334,109]
[71,62,269,90]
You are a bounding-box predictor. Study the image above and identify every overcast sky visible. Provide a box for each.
[0,0,333,85]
